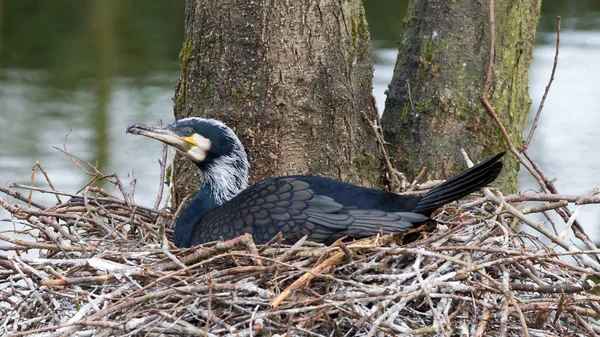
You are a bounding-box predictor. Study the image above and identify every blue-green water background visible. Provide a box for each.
[1,1,600,238]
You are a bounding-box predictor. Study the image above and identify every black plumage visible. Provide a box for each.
[127,118,503,247]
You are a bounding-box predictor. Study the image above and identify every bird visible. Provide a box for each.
[127,117,503,248]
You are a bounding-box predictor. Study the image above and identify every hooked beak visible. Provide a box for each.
[126,122,195,153]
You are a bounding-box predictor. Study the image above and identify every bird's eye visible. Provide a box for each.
[184,129,194,137]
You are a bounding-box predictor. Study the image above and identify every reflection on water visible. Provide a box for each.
[0,1,185,209]
[0,71,179,206]
[1,1,600,240]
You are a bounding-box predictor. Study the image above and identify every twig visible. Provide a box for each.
[153,119,168,210]
[524,16,561,150]
[365,95,399,189]
[271,251,345,309]
[29,161,61,206]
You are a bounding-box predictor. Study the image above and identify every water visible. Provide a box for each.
[1,1,600,239]
[520,29,600,240]
[0,1,185,209]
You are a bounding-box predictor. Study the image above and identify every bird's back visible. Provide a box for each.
[191,152,504,245]
[191,176,424,245]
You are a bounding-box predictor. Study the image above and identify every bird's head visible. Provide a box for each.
[127,118,239,166]
[127,117,249,204]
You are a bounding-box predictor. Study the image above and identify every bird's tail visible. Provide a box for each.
[412,152,505,215]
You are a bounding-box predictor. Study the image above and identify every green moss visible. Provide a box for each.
[165,164,172,185]
[231,87,243,109]
[354,156,367,170]
[197,78,213,101]
[179,40,195,71]
[175,40,196,106]
[401,105,411,119]
[230,77,259,109]
[176,89,185,104]
[424,36,434,63]
[344,2,370,57]
[416,101,431,114]
[198,79,210,93]
[353,153,379,187]
[351,16,359,40]
[357,6,370,52]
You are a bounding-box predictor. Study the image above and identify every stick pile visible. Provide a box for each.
[1,164,600,337]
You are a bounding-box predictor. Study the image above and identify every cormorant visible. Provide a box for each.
[127,118,503,247]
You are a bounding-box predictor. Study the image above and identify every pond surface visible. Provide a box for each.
[1,1,600,239]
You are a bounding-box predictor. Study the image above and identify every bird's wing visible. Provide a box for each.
[327,209,427,239]
[194,177,429,245]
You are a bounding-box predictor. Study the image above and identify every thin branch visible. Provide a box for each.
[153,119,168,210]
[524,16,561,150]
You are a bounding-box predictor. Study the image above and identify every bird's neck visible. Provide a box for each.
[174,185,216,247]
[199,152,249,206]
[173,137,249,248]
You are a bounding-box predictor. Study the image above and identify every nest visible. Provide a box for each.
[2,158,600,337]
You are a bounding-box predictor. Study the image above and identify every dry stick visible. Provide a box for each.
[505,193,600,204]
[107,257,270,312]
[499,266,510,337]
[29,162,61,205]
[524,16,561,150]
[6,318,212,337]
[8,184,161,219]
[68,284,254,336]
[206,277,213,336]
[574,313,600,337]
[432,245,600,268]
[1,197,117,236]
[364,96,398,189]
[56,137,133,207]
[58,131,96,177]
[559,188,598,241]
[271,251,345,309]
[153,233,263,270]
[521,151,597,251]
[153,119,168,211]
[0,186,48,210]
[481,98,547,191]
[0,229,88,252]
[521,200,568,214]
[474,287,492,337]
[407,166,427,191]
[11,184,81,198]
[526,148,600,252]
[406,79,415,111]
[484,189,600,272]
[480,264,531,337]
[509,282,596,294]
[483,0,495,95]
[41,270,147,287]
[413,255,448,337]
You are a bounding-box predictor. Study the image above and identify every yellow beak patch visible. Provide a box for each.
[184,136,197,146]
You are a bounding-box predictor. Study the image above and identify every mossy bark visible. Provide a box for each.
[381,0,541,193]
[172,0,380,207]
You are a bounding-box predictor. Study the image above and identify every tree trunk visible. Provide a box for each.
[171,0,381,206]
[381,0,540,193]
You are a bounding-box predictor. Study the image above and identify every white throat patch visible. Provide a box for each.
[186,134,212,162]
